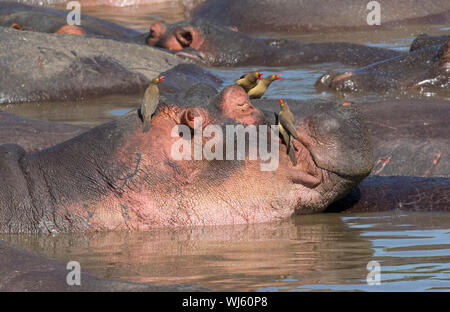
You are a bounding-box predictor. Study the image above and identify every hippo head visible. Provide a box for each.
[17,83,373,232]
[315,40,450,96]
[146,19,265,66]
[410,40,450,94]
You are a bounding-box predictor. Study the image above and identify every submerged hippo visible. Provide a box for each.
[327,176,450,213]
[192,0,450,34]
[257,98,450,178]
[0,112,87,152]
[146,19,403,67]
[0,2,144,41]
[0,83,374,233]
[410,33,450,52]
[16,0,179,7]
[315,39,450,97]
[0,26,185,104]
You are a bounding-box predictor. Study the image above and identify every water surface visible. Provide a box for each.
[2,212,450,291]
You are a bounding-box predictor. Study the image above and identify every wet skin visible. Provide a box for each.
[192,0,450,34]
[146,19,403,67]
[0,84,373,233]
[315,39,450,97]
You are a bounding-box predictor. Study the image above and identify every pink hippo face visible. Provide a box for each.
[18,84,373,233]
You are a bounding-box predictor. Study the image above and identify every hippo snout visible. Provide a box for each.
[297,103,374,180]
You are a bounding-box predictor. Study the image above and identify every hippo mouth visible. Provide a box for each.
[286,137,323,188]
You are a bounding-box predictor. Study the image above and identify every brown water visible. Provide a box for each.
[1,4,450,291]
[2,212,450,291]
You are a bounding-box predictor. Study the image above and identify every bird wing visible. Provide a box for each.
[279,113,300,140]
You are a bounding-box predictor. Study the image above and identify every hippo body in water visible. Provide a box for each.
[0,3,145,40]
[0,26,187,104]
[192,0,450,34]
[410,33,450,52]
[257,98,450,178]
[327,176,450,213]
[0,83,374,233]
[16,0,180,7]
[0,112,87,152]
[2,92,449,233]
[316,39,450,97]
[147,19,403,67]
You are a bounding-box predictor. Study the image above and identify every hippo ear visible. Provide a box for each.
[181,108,202,130]
[10,23,23,30]
[174,26,193,48]
[174,26,204,49]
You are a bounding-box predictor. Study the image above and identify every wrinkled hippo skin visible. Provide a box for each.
[315,39,450,96]
[410,33,450,52]
[192,0,450,34]
[256,98,450,178]
[0,83,374,233]
[0,239,207,291]
[0,2,145,41]
[359,99,449,178]
[0,26,185,104]
[147,19,403,67]
[327,176,450,213]
[0,112,87,152]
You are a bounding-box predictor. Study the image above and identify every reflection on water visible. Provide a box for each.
[0,95,141,127]
[2,212,450,291]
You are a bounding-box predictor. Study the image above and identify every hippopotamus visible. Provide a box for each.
[146,19,403,67]
[0,2,146,41]
[358,98,450,177]
[0,26,187,104]
[256,97,450,178]
[315,39,450,97]
[327,176,450,213]
[192,0,450,34]
[0,112,87,152]
[0,83,374,233]
[410,33,450,52]
[16,0,182,7]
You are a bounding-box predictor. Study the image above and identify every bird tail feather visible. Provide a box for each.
[143,120,150,133]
